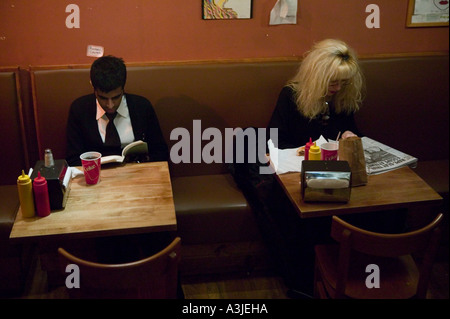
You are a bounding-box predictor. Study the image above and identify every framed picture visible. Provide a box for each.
[406,0,449,27]
[203,0,253,20]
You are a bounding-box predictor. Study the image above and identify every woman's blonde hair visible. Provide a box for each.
[288,39,364,119]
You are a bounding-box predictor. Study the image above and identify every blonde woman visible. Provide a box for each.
[268,39,365,148]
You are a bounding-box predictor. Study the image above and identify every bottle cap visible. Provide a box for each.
[309,142,321,153]
[17,170,31,184]
[33,172,46,185]
[306,137,314,147]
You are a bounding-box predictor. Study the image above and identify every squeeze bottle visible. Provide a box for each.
[33,172,51,217]
[304,137,314,160]
[17,170,35,218]
[308,142,321,160]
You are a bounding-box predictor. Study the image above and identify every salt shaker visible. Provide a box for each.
[44,148,55,168]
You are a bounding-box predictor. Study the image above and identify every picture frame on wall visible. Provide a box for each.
[203,0,253,20]
[406,0,449,27]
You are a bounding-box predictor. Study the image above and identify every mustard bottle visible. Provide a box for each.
[308,142,321,160]
[17,170,35,218]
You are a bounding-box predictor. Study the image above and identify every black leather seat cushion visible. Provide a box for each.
[413,160,449,197]
[172,174,261,245]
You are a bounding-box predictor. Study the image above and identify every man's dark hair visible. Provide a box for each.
[90,55,127,92]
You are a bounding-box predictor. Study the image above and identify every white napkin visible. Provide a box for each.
[70,167,84,178]
[267,140,302,174]
[268,135,328,174]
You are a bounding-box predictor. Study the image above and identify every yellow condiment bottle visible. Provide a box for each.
[308,142,321,160]
[17,170,35,218]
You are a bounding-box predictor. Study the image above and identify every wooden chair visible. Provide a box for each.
[58,236,181,299]
[314,213,443,299]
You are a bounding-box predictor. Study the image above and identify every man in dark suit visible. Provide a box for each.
[65,56,173,263]
[66,55,169,166]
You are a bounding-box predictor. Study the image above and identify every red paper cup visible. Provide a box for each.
[321,142,338,161]
[80,151,102,185]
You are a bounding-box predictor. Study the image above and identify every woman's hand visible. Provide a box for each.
[341,130,357,139]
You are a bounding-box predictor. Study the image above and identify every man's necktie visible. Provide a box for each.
[105,112,121,148]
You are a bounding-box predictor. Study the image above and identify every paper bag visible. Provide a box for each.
[338,136,368,186]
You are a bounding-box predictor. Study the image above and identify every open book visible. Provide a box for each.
[101,140,148,164]
[361,137,417,175]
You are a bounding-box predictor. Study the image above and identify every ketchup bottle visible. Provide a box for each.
[33,171,51,217]
[305,137,314,160]
[17,170,35,218]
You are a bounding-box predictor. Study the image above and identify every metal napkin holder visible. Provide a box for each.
[301,160,352,202]
[30,159,72,210]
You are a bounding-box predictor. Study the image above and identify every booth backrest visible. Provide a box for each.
[0,69,28,185]
[31,61,298,177]
[30,55,449,177]
[356,55,449,162]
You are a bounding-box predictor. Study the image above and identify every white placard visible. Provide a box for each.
[87,45,104,57]
[270,0,298,25]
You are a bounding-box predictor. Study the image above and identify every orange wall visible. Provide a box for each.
[1,0,448,67]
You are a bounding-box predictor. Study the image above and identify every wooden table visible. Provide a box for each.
[276,166,443,219]
[10,161,177,241]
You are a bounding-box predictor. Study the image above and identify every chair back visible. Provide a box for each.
[329,214,443,298]
[331,214,443,257]
[58,236,181,299]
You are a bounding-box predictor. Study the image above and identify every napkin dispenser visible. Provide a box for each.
[301,160,351,202]
[31,159,72,210]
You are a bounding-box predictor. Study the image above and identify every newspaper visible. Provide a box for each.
[361,137,418,175]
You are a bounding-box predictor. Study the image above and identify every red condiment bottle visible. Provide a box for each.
[305,137,314,160]
[33,172,51,217]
